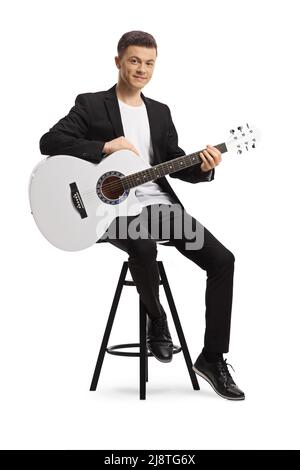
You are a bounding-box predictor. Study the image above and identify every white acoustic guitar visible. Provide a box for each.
[29,124,259,251]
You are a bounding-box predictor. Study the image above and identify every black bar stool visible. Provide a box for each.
[90,260,200,399]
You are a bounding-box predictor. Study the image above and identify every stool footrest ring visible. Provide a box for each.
[123,280,163,286]
[106,342,182,357]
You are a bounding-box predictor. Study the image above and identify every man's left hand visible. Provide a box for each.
[200,145,222,172]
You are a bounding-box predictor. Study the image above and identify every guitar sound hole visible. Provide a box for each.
[100,175,124,200]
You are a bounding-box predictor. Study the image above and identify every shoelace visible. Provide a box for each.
[155,317,168,335]
[216,359,236,387]
[150,316,171,341]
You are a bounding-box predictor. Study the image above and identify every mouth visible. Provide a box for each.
[133,76,146,80]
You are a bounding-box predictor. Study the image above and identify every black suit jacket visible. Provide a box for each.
[39,83,214,213]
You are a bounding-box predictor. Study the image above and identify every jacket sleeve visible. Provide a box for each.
[39,94,105,164]
[165,106,214,183]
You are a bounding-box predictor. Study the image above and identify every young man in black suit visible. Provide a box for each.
[40,30,245,400]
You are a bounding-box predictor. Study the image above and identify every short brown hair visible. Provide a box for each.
[117,30,157,60]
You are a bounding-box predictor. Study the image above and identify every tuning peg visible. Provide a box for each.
[230,129,235,134]
[237,126,243,132]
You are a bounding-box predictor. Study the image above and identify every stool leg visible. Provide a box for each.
[139,297,147,399]
[145,349,149,383]
[90,262,129,391]
[158,261,200,391]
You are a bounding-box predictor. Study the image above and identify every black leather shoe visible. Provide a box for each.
[192,352,245,400]
[146,313,173,363]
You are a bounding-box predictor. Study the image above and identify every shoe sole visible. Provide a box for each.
[192,365,245,401]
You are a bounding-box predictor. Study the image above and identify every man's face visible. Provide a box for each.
[115,45,156,90]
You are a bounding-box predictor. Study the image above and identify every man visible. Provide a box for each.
[39,30,245,400]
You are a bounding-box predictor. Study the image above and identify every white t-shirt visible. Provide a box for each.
[117,98,176,207]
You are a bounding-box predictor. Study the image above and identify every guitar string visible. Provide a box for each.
[68,141,241,197]
[79,145,232,199]
[99,151,203,190]
[81,167,206,203]
[64,140,248,202]
[81,162,193,199]
[82,153,202,195]
[78,147,229,198]
[77,145,236,201]
[80,162,197,198]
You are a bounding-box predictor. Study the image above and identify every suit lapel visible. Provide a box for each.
[104,83,161,163]
[104,84,124,137]
[142,92,162,164]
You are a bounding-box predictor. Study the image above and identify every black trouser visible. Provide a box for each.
[103,203,235,353]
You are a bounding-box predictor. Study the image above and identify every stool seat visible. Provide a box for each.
[90,260,200,399]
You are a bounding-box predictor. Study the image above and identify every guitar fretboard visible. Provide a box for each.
[122,143,227,190]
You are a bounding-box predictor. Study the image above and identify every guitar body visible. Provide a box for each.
[29,150,150,251]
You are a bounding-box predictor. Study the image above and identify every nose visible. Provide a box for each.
[137,64,147,74]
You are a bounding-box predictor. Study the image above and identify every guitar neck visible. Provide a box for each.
[122,143,227,190]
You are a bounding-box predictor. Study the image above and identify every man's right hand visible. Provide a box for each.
[103,136,140,156]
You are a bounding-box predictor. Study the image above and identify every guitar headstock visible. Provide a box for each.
[226,123,260,154]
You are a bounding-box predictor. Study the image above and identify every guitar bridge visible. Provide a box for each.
[70,182,88,219]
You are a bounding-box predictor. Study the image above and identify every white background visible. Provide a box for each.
[1,0,300,450]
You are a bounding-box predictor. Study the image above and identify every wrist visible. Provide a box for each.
[200,163,210,172]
